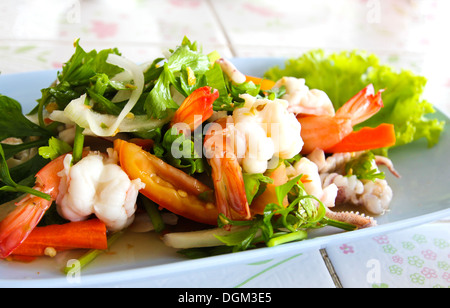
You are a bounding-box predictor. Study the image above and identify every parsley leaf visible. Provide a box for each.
[345,151,385,181]
[144,38,210,119]
[38,137,73,160]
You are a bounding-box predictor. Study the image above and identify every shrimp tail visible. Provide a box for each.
[298,84,384,154]
[0,195,52,258]
[335,84,384,125]
[205,118,251,224]
[210,155,251,222]
[0,154,66,258]
[170,86,219,131]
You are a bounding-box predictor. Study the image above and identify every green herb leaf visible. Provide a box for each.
[153,126,206,175]
[345,151,385,181]
[38,137,73,161]
[242,173,273,205]
[0,95,53,141]
[37,40,124,122]
[144,63,180,119]
[275,174,302,207]
[210,172,356,253]
[0,144,51,201]
[144,39,211,119]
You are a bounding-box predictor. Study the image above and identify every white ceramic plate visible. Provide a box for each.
[0,59,449,287]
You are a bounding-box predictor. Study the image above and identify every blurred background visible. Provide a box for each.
[0,0,449,288]
[0,0,448,113]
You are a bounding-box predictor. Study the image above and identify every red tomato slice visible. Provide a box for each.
[114,139,219,225]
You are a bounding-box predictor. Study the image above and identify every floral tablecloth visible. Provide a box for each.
[0,0,449,288]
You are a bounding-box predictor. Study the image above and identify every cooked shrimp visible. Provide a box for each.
[204,117,251,222]
[170,86,219,132]
[0,148,145,258]
[298,84,384,154]
[57,150,145,232]
[0,154,67,258]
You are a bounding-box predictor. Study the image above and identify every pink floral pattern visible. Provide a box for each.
[421,267,438,279]
[442,272,450,283]
[392,255,403,264]
[91,21,119,39]
[422,249,437,261]
[169,0,201,8]
[373,235,389,245]
[339,244,354,254]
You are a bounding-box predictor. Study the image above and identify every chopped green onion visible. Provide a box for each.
[140,197,165,233]
[267,230,308,247]
[71,125,85,165]
[62,230,124,275]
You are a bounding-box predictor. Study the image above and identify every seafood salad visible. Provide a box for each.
[0,37,445,269]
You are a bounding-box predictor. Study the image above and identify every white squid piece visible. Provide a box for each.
[286,157,338,208]
[231,94,303,174]
[309,149,397,215]
[274,77,335,117]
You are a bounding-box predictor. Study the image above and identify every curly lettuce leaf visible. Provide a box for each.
[264,50,445,153]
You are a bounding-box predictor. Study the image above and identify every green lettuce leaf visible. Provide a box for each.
[264,50,445,154]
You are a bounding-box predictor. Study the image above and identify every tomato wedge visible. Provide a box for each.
[114,139,219,225]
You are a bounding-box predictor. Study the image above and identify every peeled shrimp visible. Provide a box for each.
[57,150,144,232]
[0,148,144,259]
[297,84,384,154]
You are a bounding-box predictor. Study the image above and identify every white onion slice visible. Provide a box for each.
[51,54,146,137]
